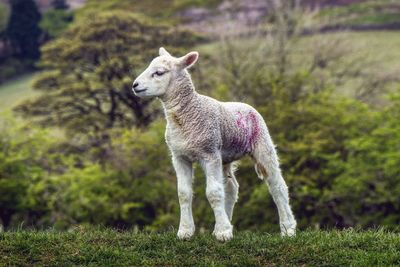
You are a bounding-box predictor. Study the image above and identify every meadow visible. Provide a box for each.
[1,228,400,266]
[0,73,38,113]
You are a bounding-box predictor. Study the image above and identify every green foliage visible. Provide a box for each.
[5,0,42,60]
[230,82,377,230]
[0,118,54,228]
[1,229,400,266]
[331,89,400,227]
[40,9,73,38]
[29,120,179,230]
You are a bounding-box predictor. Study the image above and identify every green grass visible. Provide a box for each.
[77,0,222,24]
[300,31,400,75]
[1,229,400,266]
[203,30,400,100]
[320,0,400,26]
[347,13,400,26]
[0,72,38,113]
[1,31,399,116]
[199,30,400,72]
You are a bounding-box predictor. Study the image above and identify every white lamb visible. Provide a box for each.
[132,47,296,241]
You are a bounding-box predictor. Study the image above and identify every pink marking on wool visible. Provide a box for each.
[232,111,260,153]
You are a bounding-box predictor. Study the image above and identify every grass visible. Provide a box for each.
[301,31,400,80]
[1,228,400,266]
[0,72,38,113]
[347,13,400,26]
[197,30,400,99]
[77,0,222,24]
[320,0,400,27]
[199,30,400,71]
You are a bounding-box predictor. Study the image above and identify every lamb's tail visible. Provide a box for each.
[252,133,280,181]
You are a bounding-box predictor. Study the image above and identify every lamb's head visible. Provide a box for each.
[132,47,199,98]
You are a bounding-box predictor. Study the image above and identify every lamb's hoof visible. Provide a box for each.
[281,227,296,237]
[213,225,233,242]
[177,227,195,240]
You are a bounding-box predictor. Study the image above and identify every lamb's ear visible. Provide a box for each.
[159,47,171,56]
[178,51,199,69]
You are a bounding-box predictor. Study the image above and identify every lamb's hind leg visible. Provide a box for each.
[253,139,297,236]
[223,163,239,221]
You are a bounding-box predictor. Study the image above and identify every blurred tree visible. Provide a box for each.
[28,120,179,230]
[0,2,10,34]
[0,117,87,229]
[0,152,28,229]
[40,9,73,38]
[0,119,47,229]
[5,0,42,60]
[16,11,202,150]
[53,0,69,10]
[331,89,400,228]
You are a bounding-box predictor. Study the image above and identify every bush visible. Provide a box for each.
[40,9,73,38]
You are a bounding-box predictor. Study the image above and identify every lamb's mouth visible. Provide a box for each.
[134,88,147,93]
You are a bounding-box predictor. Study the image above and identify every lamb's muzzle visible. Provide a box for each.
[133,47,297,241]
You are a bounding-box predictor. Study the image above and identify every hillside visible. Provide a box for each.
[0,229,399,266]
[75,0,400,35]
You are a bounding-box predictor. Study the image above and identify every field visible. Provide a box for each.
[0,72,37,113]
[198,30,400,76]
[319,0,400,27]
[0,229,399,266]
[302,31,400,73]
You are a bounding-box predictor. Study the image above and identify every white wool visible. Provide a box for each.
[133,47,296,241]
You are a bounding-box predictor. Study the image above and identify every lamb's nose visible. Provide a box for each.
[132,81,139,89]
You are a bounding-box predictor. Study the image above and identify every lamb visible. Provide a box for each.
[132,47,297,241]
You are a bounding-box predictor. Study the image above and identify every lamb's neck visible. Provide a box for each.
[160,73,198,117]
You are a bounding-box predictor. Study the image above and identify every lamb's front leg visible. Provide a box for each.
[172,155,195,240]
[201,155,233,241]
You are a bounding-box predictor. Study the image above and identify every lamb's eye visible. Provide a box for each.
[152,71,166,77]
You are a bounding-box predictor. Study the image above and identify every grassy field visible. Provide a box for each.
[320,0,400,26]
[1,229,400,266]
[198,31,400,71]
[0,72,38,113]
[305,31,400,73]
[198,30,400,100]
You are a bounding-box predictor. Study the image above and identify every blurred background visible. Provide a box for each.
[0,0,399,233]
